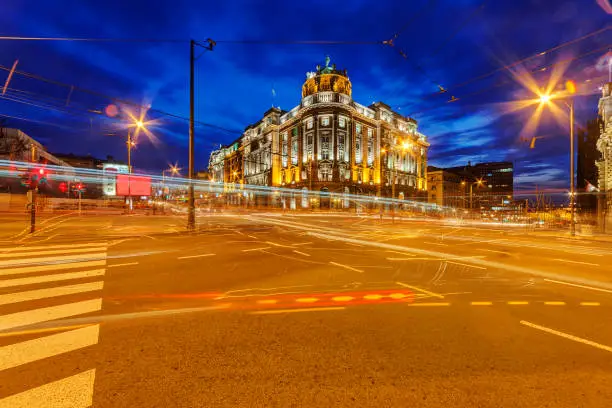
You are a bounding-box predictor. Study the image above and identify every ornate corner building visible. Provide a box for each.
[208,58,430,206]
[597,82,612,228]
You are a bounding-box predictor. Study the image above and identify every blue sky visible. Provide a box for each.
[1,0,610,194]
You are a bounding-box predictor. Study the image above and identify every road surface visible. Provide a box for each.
[1,212,612,407]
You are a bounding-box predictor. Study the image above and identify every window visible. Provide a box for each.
[367,128,373,138]
[367,138,373,166]
[291,139,298,165]
[307,135,313,159]
[355,134,362,164]
[306,119,313,129]
[292,127,298,137]
[356,123,362,134]
[321,136,330,160]
[321,116,330,126]
[338,117,345,128]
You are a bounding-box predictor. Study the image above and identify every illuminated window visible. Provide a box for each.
[291,139,298,165]
[321,136,330,160]
[355,134,362,164]
[307,119,313,129]
[356,123,362,134]
[306,135,313,160]
[321,116,330,126]
[367,128,373,138]
[339,117,346,128]
[367,138,373,166]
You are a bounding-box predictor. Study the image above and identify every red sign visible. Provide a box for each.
[116,174,151,196]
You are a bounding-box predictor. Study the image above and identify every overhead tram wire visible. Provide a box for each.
[0,64,243,136]
[405,44,610,117]
[383,0,489,100]
[0,36,187,43]
[414,25,612,104]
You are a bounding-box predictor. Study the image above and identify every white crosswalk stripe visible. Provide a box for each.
[0,242,107,407]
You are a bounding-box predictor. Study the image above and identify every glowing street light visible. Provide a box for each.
[536,80,577,236]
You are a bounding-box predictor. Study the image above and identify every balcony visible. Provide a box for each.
[301,92,352,108]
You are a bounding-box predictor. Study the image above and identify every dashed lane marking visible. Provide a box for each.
[329,261,364,273]
[241,247,271,252]
[544,278,612,294]
[520,320,612,353]
[177,253,216,259]
[396,281,444,299]
[580,302,601,306]
[250,307,346,315]
[507,301,529,305]
[544,301,566,306]
[471,301,493,306]
[407,302,450,307]
[107,262,139,268]
[446,261,487,270]
[551,258,600,267]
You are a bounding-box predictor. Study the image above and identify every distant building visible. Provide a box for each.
[596,82,612,230]
[0,128,71,167]
[208,57,430,207]
[430,161,514,209]
[53,153,104,169]
[577,118,601,211]
[427,167,463,207]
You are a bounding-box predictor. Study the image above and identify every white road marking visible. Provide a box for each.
[507,301,529,305]
[0,269,105,289]
[520,320,612,353]
[1,242,106,253]
[329,261,364,273]
[551,258,600,267]
[177,253,216,259]
[0,246,106,259]
[0,369,96,408]
[476,248,512,255]
[407,302,450,307]
[250,307,345,315]
[0,281,104,306]
[544,301,566,306]
[396,281,444,299]
[544,278,612,294]
[424,241,448,246]
[446,261,487,270]
[0,252,106,268]
[107,262,139,268]
[0,298,102,332]
[241,247,271,252]
[580,302,600,306]
[0,324,99,371]
[292,250,311,257]
[0,260,106,277]
[471,301,493,305]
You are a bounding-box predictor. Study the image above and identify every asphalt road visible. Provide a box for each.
[1,212,612,407]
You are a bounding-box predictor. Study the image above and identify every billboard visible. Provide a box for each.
[102,163,129,196]
[116,174,151,197]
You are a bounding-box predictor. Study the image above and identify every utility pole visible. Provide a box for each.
[569,99,576,237]
[187,38,215,231]
[187,39,196,230]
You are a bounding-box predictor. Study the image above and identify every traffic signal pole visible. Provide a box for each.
[30,188,37,233]
[187,39,196,231]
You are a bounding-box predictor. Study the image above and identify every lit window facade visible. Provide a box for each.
[208,57,430,201]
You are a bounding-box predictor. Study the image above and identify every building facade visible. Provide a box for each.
[209,58,429,206]
[596,82,612,230]
[427,167,463,207]
[428,161,514,209]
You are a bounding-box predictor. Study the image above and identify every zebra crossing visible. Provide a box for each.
[0,241,107,408]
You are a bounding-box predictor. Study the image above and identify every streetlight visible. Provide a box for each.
[538,82,576,236]
[461,178,484,211]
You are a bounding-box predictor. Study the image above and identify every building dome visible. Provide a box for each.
[302,56,352,98]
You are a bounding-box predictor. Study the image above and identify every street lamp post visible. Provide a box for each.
[539,90,576,236]
[461,179,484,211]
